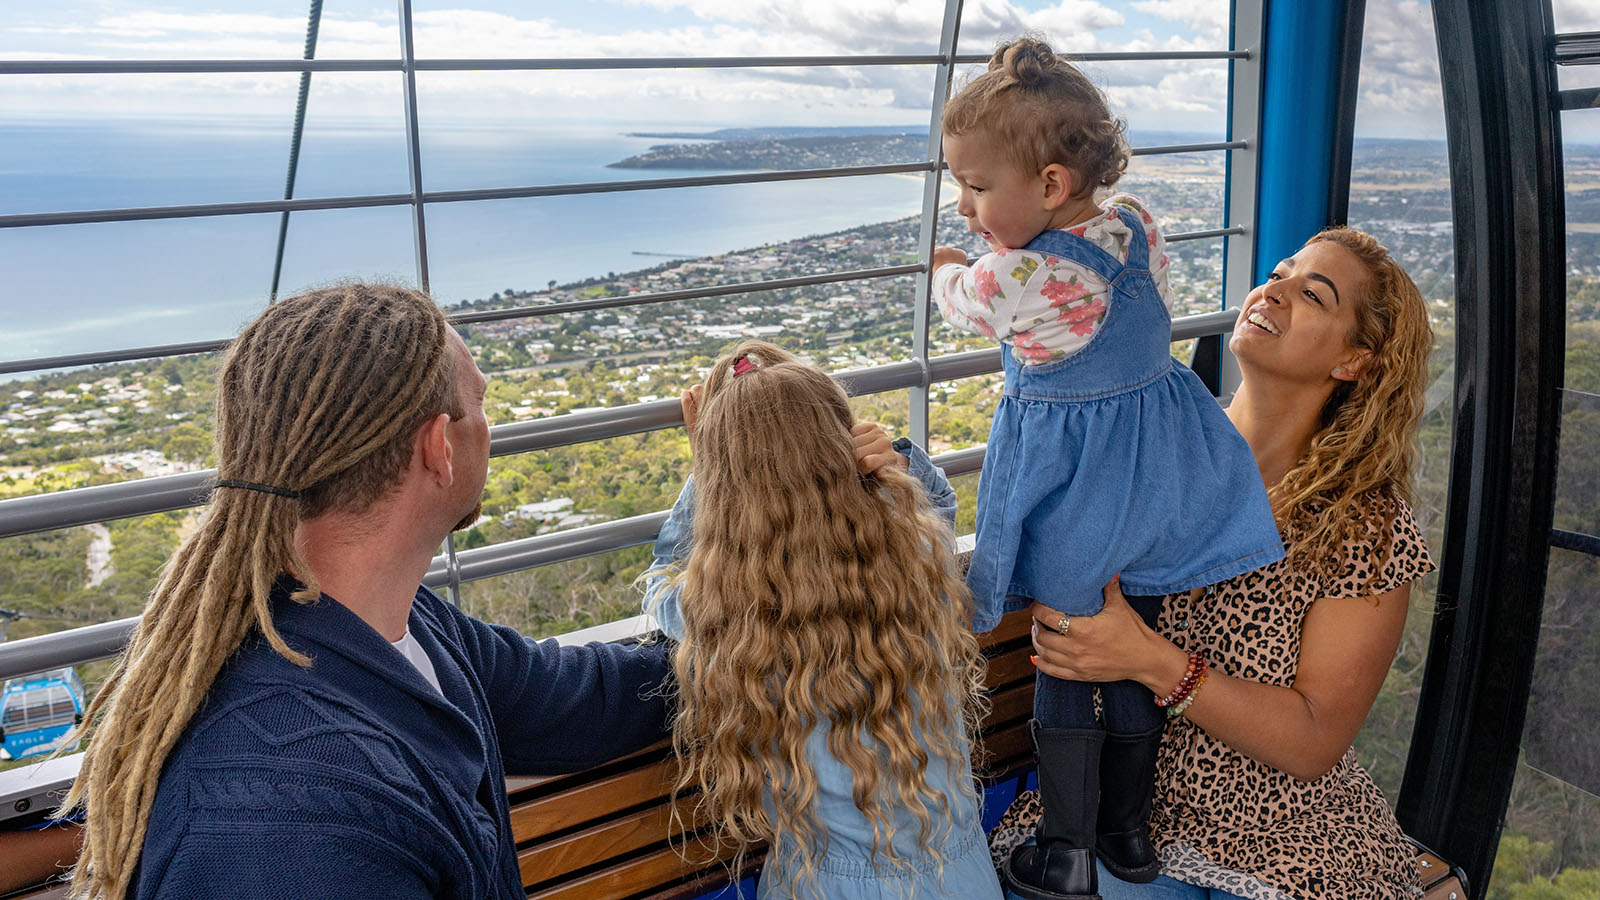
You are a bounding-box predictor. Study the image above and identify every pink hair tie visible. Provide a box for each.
[731,356,758,377]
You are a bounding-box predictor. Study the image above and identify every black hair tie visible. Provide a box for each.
[214,479,302,499]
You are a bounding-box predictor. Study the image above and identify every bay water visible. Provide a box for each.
[0,118,927,366]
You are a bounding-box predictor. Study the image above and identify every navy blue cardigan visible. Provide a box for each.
[133,584,671,898]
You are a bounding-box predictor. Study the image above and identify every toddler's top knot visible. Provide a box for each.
[993,36,1060,87]
[943,35,1129,197]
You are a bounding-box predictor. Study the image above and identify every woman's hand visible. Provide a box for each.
[1030,579,1187,692]
[932,246,969,272]
[851,422,908,475]
[680,384,705,430]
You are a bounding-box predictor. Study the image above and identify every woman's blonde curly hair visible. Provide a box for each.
[656,340,986,893]
[1272,227,1435,583]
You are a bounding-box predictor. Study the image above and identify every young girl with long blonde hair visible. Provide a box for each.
[642,340,1002,899]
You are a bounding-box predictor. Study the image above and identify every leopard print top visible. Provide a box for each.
[1147,490,1434,899]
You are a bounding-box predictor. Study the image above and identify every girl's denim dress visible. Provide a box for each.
[966,207,1284,630]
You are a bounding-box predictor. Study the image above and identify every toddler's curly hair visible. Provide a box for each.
[942,36,1129,198]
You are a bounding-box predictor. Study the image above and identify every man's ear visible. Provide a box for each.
[1041,163,1075,210]
[1332,348,1374,383]
[418,412,455,487]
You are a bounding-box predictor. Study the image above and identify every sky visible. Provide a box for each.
[8,0,1592,140]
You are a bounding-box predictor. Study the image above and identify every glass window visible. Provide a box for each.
[1491,108,1600,895]
[1344,0,1454,804]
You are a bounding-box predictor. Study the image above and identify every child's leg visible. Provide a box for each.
[1093,592,1166,885]
[1097,593,1165,734]
[1034,668,1097,729]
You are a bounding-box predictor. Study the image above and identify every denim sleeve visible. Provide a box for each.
[640,477,695,641]
[894,437,958,526]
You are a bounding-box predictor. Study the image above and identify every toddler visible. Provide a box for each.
[642,341,1003,900]
[931,38,1284,900]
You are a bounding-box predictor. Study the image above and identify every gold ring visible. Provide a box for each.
[1055,616,1071,636]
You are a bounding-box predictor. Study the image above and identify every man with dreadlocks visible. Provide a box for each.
[60,284,672,899]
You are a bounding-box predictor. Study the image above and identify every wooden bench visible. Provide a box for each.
[0,608,1469,900]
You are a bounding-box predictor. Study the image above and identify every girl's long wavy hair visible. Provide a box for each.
[1271,228,1434,581]
[61,284,462,899]
[660,341,985,892]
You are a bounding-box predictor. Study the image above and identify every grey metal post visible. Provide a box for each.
[1220,0,1265,399]
[397,0,430,292]
[911,0,964,448]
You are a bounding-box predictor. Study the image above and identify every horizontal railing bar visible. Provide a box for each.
[1131,140,1244,156]
[0,338,233,377]
[2,140,1235,232]
[0,192,415,229]
[1167,225,1246,243]
[1551,528,1600,557]
[1551,31,1600,65]
[0,165,929,230]
[952,50,1247,63]
[0,266,923,376]
[0,49,1245,77]
[0,616,139,682]
[453,264,925,325]
[421,162,934,204]
[0,310,1237,539]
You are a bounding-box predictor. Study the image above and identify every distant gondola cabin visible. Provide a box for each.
[0,668,83,761]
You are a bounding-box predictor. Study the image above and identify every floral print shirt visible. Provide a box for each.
[933,193,1172,365]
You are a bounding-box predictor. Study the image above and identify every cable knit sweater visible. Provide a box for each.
[132,583,672,899]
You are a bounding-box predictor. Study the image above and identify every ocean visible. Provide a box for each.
[0,118,928,366]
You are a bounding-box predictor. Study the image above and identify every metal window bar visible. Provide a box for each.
[268,0,324,304]
[0,141,1239,231]
[0,50,1246,77]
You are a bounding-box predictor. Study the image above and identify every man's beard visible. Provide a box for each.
[452,500,483,534]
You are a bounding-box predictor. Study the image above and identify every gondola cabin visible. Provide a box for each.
[0,669,84,762]
[0,0,1593,898]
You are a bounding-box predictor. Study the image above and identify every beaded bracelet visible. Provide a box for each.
[1168,670,1208,719]
[1156,652,1207,707]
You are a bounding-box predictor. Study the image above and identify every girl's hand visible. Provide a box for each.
[851,422,907,476]
[680,384,705,430]
[932,246,969,272]
[1030,579,1181,688]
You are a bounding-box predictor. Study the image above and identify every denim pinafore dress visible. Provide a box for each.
[966,208,1284,631]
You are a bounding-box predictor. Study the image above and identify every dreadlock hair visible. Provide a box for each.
[62,283,463,899]
[1271,228,1434,583]
[942,36,1129,198]
[656,340,986,895]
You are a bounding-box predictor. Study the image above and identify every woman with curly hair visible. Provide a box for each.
[1002,227,1437,900]
[642,340,1002,899]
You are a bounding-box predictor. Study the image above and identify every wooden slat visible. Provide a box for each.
[519,797,713,886]
[524,836,748,900]
[979,609,1035,651]
[506,739,671,799]
[975,718,1034,779]
[984,647,1037,691]
[982,680,1036,730]
[510,756,676,841]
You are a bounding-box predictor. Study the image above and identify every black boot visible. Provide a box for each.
[1095,726,1163,883]
[1004,722,1103,900]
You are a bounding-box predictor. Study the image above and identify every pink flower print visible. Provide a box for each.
[973,317,998,338]
[1039,274,1091,308]
[1141,210,1155,225]
[1159,254,1170,268]
[1148,231,1159,248]
[1059,297,1107,336]
[973,266,1005,311]
[1044,256,1061,267]
[994,248,1013,258]
[1011,331,1064,363]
